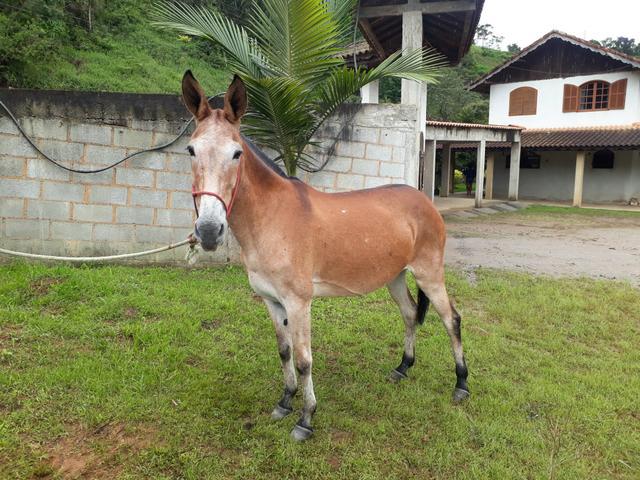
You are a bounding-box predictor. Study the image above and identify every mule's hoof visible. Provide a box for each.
[271,404,293,421]
[453,388,470,403]
[389,369,408,383]
[290,424,313,442]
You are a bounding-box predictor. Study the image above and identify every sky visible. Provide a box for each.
[479,0,640,49]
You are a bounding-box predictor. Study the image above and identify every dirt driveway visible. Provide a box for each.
[445,208,640,286]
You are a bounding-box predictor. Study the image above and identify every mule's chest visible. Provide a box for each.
[247,269,280,302]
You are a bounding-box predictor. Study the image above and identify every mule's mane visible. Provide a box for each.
[241,135,290,179]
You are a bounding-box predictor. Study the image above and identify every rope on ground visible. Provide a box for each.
[0,238,192,263]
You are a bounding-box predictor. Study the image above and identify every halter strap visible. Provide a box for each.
[191,157,243,219]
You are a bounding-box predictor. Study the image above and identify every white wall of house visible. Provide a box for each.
[491,149,640,203]
[489,71,640,128]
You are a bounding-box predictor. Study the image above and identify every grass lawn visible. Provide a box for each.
[515,205,640,219]
[1,263,638,479]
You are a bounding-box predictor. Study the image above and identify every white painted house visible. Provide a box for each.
[469,31,640,206]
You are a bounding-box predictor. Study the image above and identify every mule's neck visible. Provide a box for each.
[227,140,288,251]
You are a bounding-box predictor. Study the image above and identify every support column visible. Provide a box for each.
[401,9,426,188]
[573,151,586,207]
[475,140,486,208]
[485,152,495,200]
[440,143,452,197]
[360,80,379,104]
[508,142,521,200]
[450,151,456,194]
[423,139,436,201]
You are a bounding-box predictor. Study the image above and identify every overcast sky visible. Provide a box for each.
[479,0,640,49]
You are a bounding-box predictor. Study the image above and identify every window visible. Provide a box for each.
[592,149,614,169]
[509,87,538,116]
[563,79,627,112]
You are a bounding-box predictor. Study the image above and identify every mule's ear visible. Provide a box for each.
[182,70,210,121]
[223,75,247,123]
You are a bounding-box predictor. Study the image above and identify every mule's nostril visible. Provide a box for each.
[218,224,225,235]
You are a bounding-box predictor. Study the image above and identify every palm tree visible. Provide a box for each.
[153,0,444,176]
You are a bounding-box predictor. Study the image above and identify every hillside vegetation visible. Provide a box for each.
[0,1,510,123]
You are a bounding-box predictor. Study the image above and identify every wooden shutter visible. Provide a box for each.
[509,87,537,116]
[609,79,627,110]
[563,84,578,112]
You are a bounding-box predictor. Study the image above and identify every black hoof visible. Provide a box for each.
[271,404,293,420]
[389,369,408,383]
[453,387,470,403]
[291,424,313,442]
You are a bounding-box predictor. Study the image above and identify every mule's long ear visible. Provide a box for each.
[182,70,210,121]
[224,75,247,123]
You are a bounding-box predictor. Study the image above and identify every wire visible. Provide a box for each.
[0,94,223,174]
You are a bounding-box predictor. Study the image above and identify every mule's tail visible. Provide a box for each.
[416,288,429,325]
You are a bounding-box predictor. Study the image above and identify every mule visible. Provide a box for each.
[183,71,469,441]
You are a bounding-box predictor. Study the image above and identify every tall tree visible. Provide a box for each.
[153,0,444,175]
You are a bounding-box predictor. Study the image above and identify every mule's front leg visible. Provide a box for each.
[287,299,316,442]
[264,299,297,420]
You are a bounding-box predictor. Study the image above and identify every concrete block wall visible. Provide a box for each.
[300,104,418,192]
[1,90,419,264]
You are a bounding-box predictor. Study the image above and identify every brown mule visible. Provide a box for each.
[183,71,469,441]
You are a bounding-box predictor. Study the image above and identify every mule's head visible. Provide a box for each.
[182,71,247,251]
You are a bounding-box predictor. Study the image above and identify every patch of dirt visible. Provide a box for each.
[29,277,64,296]
[445,214,640,285]
[200,319,222,330]
[46,422,156,479]
[123,307,138,319]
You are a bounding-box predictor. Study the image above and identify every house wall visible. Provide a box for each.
[489,71,640,128]
[491,149,639,203]
[0,89,418,264]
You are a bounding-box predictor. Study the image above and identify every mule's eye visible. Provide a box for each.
[233,149,242,160]
[187,145,195,156]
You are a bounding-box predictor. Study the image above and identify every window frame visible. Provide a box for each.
[508,86,538,116]
[578,80,610,111]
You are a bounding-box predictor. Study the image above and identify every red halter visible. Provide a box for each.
[191,158,243,219]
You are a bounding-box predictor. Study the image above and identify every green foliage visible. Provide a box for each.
[1,263,639,478]
[591,36,640,57]
[153,0,445,175]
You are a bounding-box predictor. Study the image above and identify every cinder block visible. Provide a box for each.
[335,141,366,159]
[0,198,24,217]
[69,123,112,145]
[42,182,85,202]
[22,118,67,141]
[325,156,352,173]
[365,176,393,188]
[73,204,113,223]
[85,145,127,166]
[136,225,177,243]
[1,178,41,199]
[89,185,127,205]
[366,144,392,162]
[308,171,336,189]
[158,135,190,154]
[51,221,92,241]
[115,168,153,187]
[380,130,407,147]
[72,166,114,185]
[392,147,406,163]
[352,159,379,176]
[166,154,192,173]
[37,139,83,162]
[156,171,191,190]
[27,158,72,182]
[156,209,194,227]
[337,173,364,190]
[0,117,17,134]
[94,224,135,242]
[171,191,194,209]
[349,126,379,144]
[0,134,36,157]
[0,157,25,177]
[5,219,49,239]
[114,128,154,148]
[380,162,405,179]
[129,151,166,170]
[131,189,167,208]
[115,206,154,225]
[27,200,70,220]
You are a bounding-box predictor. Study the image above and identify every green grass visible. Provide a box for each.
[516,205,640,219]
[1,263,639,479]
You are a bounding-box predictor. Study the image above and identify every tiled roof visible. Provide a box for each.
[427,120,522,131]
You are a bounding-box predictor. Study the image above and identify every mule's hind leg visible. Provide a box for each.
[387,270,422,381]
[264,299,297,420]
[413,270,469,402]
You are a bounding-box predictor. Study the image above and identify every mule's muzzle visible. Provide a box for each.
[194,219,225,251]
